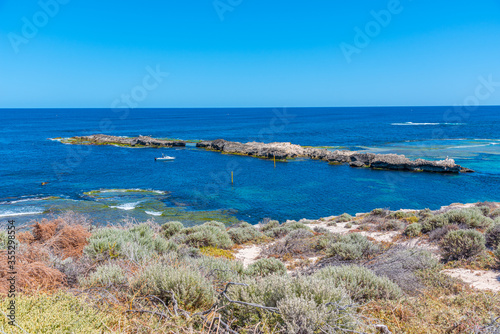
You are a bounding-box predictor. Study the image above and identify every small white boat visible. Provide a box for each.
[155,154,175,161]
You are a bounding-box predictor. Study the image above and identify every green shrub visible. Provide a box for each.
[326,233,379,261]
[180,222,233,249]
[476,205,491,216]
[327,221,337,227]
[490,208,500,219]
[264,221,310,239]
[314,265,403,302]
[495,245,500,263]
[388,211,416,220]
[440,229,486,261]
[131,263,215,310]
[371,208,387,216]
[486,224,500,248]
[84,224,174,262]
[228,225,265,244]
[191,255,245,281]
[379,219,406,231]
[286,229,314,239]
[161,221,184,238]
[246,258,287,277]
[423,208,493,232]
[345,223,353,228]
[260,219,280,232]
[336,213,353,222]
[404,223,422,237]
[226,274,354,330]
[80,263,126,287]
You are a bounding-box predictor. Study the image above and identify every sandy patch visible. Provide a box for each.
[234,245,262,267]
[312,221,358,234]
[442,269,500,292]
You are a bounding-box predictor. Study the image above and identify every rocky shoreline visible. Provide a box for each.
[57,134,474,173]
[197,139,474,173]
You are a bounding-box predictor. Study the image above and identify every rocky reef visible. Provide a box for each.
[197,139,474,173]
[60,134,186,147]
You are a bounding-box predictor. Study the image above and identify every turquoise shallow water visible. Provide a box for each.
[0,107,499,225]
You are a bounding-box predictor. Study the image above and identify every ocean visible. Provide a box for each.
[1,106,499,225]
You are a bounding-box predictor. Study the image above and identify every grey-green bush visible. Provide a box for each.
[131,263,215,310]
[440,229,486,261]
[314,265,403,302]
[423,208,493,232]
[379,219,406,231]
[259,219,280,232]
[326,233,379,261]
[161,221,184,238]
[84,223,174,262]
[180,222,233,249]
[225,274,354,331]
[264,221,310,239]
[404,223,422,237]
[246,258,287,277]
[485,224,500,249]
[228,225,265,244]
[79,263,126,287]
[335,213,352,222]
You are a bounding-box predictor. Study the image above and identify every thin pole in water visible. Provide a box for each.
[274,155,276,168]
[231,171,233,184]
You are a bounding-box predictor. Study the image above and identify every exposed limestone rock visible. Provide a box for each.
[197,139,473,173]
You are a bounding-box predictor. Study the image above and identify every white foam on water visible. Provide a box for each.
[391,122,465,126]
[110,201,142,210]
[0,209,44,218]
[145,210,162,216]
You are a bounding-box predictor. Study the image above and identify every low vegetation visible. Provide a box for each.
[2,203,500,333]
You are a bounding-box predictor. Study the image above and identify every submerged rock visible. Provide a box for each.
[197,139,472,173]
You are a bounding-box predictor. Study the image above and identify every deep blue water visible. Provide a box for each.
[1,107,499,225]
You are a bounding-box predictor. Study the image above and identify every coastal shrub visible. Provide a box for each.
[327,221,337,227]
[314,265,403,302]
[84,224,172,262]
[180,222,233,249]
[228,225,265,244]
[264,221,310,239]
[378,219,406,231]
[130,263,215,310]
[287,228,314,239]
[79,263,126,287]
[417,208,434,220]
[485,224,500,248]
[246,258,287,277]
[366,247,439,294]
[404,223,422,237]
[336,213,353,222]
[191,255,244,281]
[203,220,227,231]
[476,205,491,216]
[259,219,280,232]
[226,275,353,330]
[495,245,500,264]
[428,224,459,242]
[490,208,500,219]
[345,223,353,228]
[199,246,235,259]
[0,292,115,333]
[161,221,184,238]
[326,233,379,261]
[0,231,10,249]
[423,208,493,232]
[388,211,416,220]
[370,208,387,216]
[313,226,330,234]
[440,230,486,261]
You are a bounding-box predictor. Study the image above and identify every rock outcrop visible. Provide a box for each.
[64,134,186,147]
[196,139,473,173]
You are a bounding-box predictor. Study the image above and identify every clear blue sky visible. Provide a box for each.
[1,0,500,108]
